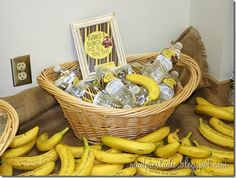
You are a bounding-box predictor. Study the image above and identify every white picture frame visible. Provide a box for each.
[70,13,127,81]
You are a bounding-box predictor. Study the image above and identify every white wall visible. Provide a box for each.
[0,0,234,97]
[0,0,190,97]
[189,0,234,80]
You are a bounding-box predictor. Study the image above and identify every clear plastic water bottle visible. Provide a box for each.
[127,83,148,106]
[54,65,80,89]
[95,66,136,108]
[157,70,179,103]
[66,82,123,109]
[143,42,183,84]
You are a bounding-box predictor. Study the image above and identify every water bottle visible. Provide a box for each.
[127,83,148,106]
[54,65,80,89]
[66,82,123,109]
[157,70,179,103]
[95,66,136,108]
[143,42,183,84]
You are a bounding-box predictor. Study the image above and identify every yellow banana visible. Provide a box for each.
[191,157,222,168]
[18,161,55,176]
[205,163,234,176]
[155,140,164,147]
[135,126,170,143]
[9,126,39,148]
[73,137,94,176]
[64,144,101,158]
[113,167,137,176]
[90,163,124,176]
[195,96,234,114]
[56,144,75,176]
[137,153,183,170]
[101,135,156,154]
[2,138,36,158]
[5,149,58,170]
[194,168,214,176]
[92,149,138,164]
[154,141,180,158]
[167,129,180,143]
[193,140,234,163]
[0,163,13,176]
[198,118,234,149]
[180,131,192,146]
[138,166,192,176]
[125,74,160,105]
[178,144,212,158]
[209,117,234,137]
[106,148,122,153]
[195,105,234,121]
[36,127,69,151]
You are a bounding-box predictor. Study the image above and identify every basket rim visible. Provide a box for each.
[37,52,201,117]
[0,99,19,156]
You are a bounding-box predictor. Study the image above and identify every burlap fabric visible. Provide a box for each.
[0,26,233,175]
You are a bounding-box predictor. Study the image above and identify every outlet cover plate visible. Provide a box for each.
[11,55,32,86]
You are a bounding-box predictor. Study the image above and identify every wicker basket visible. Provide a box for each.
[37,52,201,143]
[0,99,19,156]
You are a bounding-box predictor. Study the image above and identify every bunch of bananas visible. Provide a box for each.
[0,96,234,176]
[192,96,234,176]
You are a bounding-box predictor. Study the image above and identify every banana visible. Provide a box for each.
[135,127,170,143]
[106,148,122,153]
[9,126,39,148]
[137,153,183,170]
[167,129,180,143]
[18,161,55,176]
[73,137,94,176]
[138,166,192,176]
[198,118,234,149]
[0,163,13,176]
[191,157,222,168]
[155,140,164,147]
[154,141,180,158]
[36,127,69,151]
[64,144,101,158]
[5,149,58,170]
[204,163,234,176]
[2,138,36,158]
[101,135,156,154]
[194,168,214,176]
[193,140,234,163]
[125,74,160,105]
[90,163,124,176]
[209,117,234,137]
[195,96,234,114]
[195,105,234,121]
[56,144,75,176]
[92,149,138,164]
[178,144,212,158]
[113,167,137,176]
[180,131,192,146]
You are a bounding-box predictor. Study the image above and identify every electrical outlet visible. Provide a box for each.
[11,55,32,86]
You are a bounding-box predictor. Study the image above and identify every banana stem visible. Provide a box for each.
[199,118,203,125]
[175,128,180,133]
[186,131,192,139]
[83,137,89,149]
[60,127,69,135]
[192,140,200,147]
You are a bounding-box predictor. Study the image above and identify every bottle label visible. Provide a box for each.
[103,72,117,83]
[105,79,124,95]
[156,55,173,71]
[162,48,176,59]
[163,78,177,89]
[160,85,174,101]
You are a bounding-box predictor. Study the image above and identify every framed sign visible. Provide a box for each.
[70,13,127,80]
